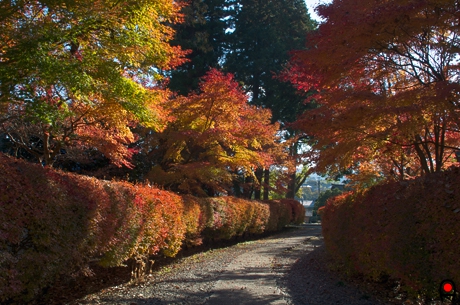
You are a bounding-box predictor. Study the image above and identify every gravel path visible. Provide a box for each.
[71,225,384,305]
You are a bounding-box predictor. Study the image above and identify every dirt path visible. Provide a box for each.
[72,225,383,305]
[205,226,322,305]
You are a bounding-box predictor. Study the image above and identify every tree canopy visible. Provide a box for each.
[145,69,282,196]
[0,0,186,167]
[223,0,317,198]
[165,0,317,198]
[168,0,229,95]
[225,0,316,124]
[288,0,460,182]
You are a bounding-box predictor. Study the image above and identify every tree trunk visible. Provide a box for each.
[286,171,296,199]
[232,178,242,197]
[243,175,253,199]
[254,167,263,200]
[286,140,298,198]
[263,168,269,200]
[414,135,431,175]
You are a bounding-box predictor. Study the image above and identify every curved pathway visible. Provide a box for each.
[73,225,383,305]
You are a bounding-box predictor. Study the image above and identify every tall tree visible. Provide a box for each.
[225,0,315,118]
[288,0,460,183]
[225,0,317,198]
[0,0,186,167]
[168,0,229,95]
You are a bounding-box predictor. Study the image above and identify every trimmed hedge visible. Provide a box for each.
[0,154,304,303]
[322,167,460,298]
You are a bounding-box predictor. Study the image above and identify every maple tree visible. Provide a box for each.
[144,69,283,196]
[288,0,460,182]
[0,0,186,167]
[224,0,317,198]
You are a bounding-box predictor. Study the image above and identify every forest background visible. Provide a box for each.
[1,3,315,302]
[0,0,319,200]
[2,0,460,302]
[4,0,460,200]
[3,0,460,208]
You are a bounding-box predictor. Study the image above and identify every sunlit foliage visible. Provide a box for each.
[0,0,186,166]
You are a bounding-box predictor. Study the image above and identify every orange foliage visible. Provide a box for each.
[0,153,304,303]
[146,69,281,196]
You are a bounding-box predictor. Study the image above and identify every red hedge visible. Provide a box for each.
[0,154,304,303]
[322,167,460,298]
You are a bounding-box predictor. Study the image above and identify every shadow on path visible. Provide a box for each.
[282,244,384,305]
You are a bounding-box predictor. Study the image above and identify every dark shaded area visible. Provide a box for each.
[284,244,393,305]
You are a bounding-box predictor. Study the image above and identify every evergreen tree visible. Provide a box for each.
[225,0,315,119]
[225,0,316,199]
[168,0,229,95]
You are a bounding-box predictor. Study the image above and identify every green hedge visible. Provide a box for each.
[0,154,304,303]
[322,167,460,298]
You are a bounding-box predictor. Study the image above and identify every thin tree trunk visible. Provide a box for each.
[414,135,430,175]
[254,167,263,200]
[263,168,269,200]
[434,119,446,172]
[286,140,298,199]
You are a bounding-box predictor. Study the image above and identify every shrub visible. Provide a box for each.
[321,167,460,298]
[248,200,270,234]
[181,195,206,247]
[279,199,306,224]
[0,153,305,303]
[265,200,294,231]
[0,158,96,302]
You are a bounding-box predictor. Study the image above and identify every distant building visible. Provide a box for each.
[297,200,314,222]
[331,184,345,191]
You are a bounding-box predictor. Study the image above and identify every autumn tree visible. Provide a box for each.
[225,0,317,198]
[144,69,282,197]
[288,0,460,183]
[0,0,186,167]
